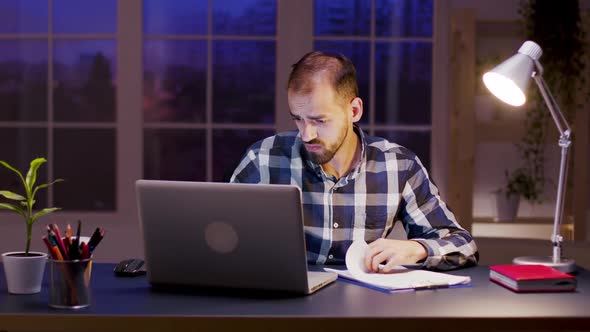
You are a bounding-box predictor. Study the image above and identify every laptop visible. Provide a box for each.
[135,179,337,294]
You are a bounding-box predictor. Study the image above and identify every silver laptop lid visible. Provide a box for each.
[136,180,311,293]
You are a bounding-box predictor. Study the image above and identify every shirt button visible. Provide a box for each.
[333,222,339,228]
[328,254,334,260]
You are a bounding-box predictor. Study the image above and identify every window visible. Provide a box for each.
[0,0,442,226]
[314,0,433,169]
[0,0,117,212]
[142,0,276,183]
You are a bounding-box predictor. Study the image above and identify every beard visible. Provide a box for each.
[303,123,349,165]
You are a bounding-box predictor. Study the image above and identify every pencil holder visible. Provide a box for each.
[48,258,92,309]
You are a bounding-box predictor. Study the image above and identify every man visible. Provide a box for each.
[231,52,478,271]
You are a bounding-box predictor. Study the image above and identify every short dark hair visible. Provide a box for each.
[287,51,358,103]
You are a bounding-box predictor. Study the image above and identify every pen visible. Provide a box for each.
[74,220,81,250]
[44,235,63,260]
[88,228,104,254]
[66,224,72,247]
[42,236,51,250]
[42,236,55,259]
[414,283,473,291]
[43,222,105,260]
[49,229,69,260]
[412,283,450,291]
[70,220,81,260]
[81,242,89,259]
[88,227,101,248]
[51,224,69,260]
[52,245,63,261]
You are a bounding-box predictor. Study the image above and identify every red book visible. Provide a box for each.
[490,264,576,293]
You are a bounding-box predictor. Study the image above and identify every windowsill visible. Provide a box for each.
[472,217,574,241]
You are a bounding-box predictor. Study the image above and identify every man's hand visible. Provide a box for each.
[364,239,428,273]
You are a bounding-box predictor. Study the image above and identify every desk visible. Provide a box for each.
[1,264,589,332]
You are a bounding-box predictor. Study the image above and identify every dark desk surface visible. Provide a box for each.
[1,264,589,332]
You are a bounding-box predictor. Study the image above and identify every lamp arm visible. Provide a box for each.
[531,74,572,137]
[543,78,572,135]
[550,132,571,263]
[531,70,572,263]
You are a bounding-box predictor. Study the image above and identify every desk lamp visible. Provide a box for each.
[482,40,575,273]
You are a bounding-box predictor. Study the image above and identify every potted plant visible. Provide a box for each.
[0,157,63,294]
[495,168,541,222]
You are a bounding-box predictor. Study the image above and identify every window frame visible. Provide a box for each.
[0,0,449,228]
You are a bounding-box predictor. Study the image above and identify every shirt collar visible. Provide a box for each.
[297,124,367,181]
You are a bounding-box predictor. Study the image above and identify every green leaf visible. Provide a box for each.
[0,190,26,201]
[32,179,64,198]
[0,202,25,216]
[0,160,26,186]
[20,200,35,207]
[25,158,46,195]
[31,207,61,224]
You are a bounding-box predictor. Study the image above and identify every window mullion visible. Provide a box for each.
[206,0,213,182]
[116,0,144,218]
[275,0,314,132]
[431,0,451,198]
[48,0,55,206]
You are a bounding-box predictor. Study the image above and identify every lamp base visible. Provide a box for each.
[512,256,576,273]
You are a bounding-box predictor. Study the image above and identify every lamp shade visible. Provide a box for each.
[482,41,543,106]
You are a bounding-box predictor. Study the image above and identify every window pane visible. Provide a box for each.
[314,0,370,36]
[53,0,117,34]
[0,0,48,33]
[213,129,274,182]
[375,42,431,125]
[143,0,207,35]
[213,0,276,35]
[144,129,206,181]
[314,41,369,125]
[375,130,431,171]
[0,128,48,209]
[213,40,275,123]
[375,0,433,38]
[53,39,117,122]
[54,129,116,211]
[0,40,47,121]
[143,40,207,123]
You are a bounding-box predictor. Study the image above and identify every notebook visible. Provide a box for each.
[135,179,337,294]
[325,240,471,292]
[489,264,576,292]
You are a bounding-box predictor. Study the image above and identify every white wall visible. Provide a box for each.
[0,214,144,263]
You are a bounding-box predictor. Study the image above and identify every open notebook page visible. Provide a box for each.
[325,240,470,291]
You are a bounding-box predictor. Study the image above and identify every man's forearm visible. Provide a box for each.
[411,230,479,270]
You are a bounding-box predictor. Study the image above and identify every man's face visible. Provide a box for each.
[288,81,351,165]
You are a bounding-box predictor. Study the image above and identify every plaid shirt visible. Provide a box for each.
[230,126,478,270]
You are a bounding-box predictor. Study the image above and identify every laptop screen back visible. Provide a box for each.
[136,180,311,292]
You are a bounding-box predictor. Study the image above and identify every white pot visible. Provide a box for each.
[494,192,520,222]
[2,251,47,294]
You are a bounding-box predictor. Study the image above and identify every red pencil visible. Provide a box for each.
[41,236,53,258]
[81,242,90,259]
